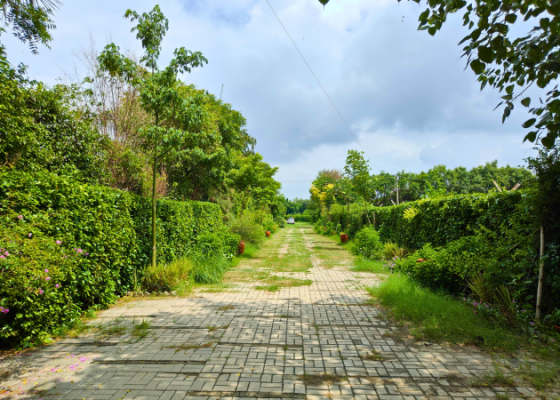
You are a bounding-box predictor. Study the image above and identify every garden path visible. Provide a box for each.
[1,224,557,400]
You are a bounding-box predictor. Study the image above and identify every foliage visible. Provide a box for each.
[368,274,520,351]
[229,212,265,247]
[142,258,192,292]
[351,226,382,259]
[98,5,208,269]
[351,258,386,273]
[382,242,405,261]
[0,0,59,55]
[285,214,312,222]
[0,56,110,183]
[319,0,560,148]
[274,216,286,228]
[285,198,310,215]
[0,169,226,346]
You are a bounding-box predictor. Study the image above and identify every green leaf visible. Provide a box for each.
[470,59,486,74]
[522,118,536,128]
[428,27,438,36]
[523,131,537,142]
[419,9,430,21]
[478,46,494,63]
[541,135,555,148]
[505,14,517,23]
[521,97,531,107]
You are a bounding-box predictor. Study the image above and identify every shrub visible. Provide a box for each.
[382,242,405,261]
[189,251,231,284]
[230,214,264,247]
[351,226,382,259]
[142,258,192,292]
[274,216,286,228]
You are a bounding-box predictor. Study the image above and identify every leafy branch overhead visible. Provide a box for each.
[319,0,560,148]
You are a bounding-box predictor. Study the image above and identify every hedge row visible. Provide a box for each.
[0,170,223,346]
[285,214,312,222]
[327,192,534,249]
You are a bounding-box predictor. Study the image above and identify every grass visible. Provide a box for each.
[351,258,386,273]
[359,350,383,361]
[95,318,127,337]
[472,361,515,387]
[142,258,191,293]
[255,276,312,292]
[299,373,346,385]
[132,319,151,340]
[167,342,214,353]
[367,274,520,352]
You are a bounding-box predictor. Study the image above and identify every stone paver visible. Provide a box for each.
[1,225,558,400]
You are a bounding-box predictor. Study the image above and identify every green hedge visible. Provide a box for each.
[286,214,312,222]
[0,170,224,346]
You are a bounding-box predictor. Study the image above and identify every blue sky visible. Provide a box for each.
[3,0,536,199]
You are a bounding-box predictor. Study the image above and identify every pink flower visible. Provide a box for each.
[46,277,51,281]
[56,240,62,245]
[76,249,83,254]
[45,269,48,273]
[55,284,60,289]
[0,255,5,260]
[18,215,23,220]
[39,289,43,295]
[474,311,477,314]
[473,302,478,306]
[28,233,32,238]
[80,357,87,362]
[3,251,8,256]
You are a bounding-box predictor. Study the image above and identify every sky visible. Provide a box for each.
[3,0,537,199]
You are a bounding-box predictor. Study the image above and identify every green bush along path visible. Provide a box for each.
[1,224,557,399]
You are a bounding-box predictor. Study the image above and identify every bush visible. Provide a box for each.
[230,213,264,247]
[382,242,405,261]
[351,226,382,259]
[142,258,192,292]
[0,169,226,346]
[274,216,286,228]
[189,251,231,284]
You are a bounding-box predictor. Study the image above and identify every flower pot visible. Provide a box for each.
[340,233,348,243]
[238,241,245,255]
[266,230,271,237]
[555,325,560,332]
[417,258,426,262]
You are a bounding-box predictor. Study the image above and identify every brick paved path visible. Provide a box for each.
[1,225,557,400]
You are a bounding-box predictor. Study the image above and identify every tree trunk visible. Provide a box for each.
[536,225,545,321]
[151,113,159,269]
[364,201,371,225]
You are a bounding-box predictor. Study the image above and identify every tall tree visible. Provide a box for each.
[98,5,208,268]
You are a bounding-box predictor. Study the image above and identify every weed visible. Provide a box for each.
[95,318,127,337]
[132,319,151,340]
[217,305,235,311]
[368,274,520,351]
[255,276,312,292]
[300,373,344,386]
[352,258,386,273]
[471,362,514,387]
[360,350,383,361]
[207,326,217,332]
[167,342,214,353]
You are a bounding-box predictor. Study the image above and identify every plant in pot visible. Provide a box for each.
[340,232,348,243]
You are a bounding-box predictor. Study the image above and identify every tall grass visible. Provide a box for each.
[368,274,519,352]
[143,258,192,293]
[352,258,386,273]
[189,252,231,284]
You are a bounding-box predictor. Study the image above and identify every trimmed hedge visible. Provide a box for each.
[0,170,224,346]
[285,214,312,222]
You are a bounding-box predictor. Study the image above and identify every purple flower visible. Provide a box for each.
[0,307,7,314]
[56,240,62,245]
[46,277,51,281]
[84,252,89,256]
[55,284,60,289]
[18,215,23,220]
[512,300,516,303]
[522,309,526,312]
[473,302,478,306]
[485,304,489,308]
[45,269,48,273]
[28,233,32,238]
[530,322,535,325]
[39,289,43,295]
[463,298,466,301]
[474,311,477,314]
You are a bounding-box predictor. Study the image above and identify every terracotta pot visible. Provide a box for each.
[266,230,271,237]
[238,241,245,255]
[417,258,426,263]
[340,233,348,243]
[555,325,560,332]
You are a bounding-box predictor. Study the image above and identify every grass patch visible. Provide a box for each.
[359,350,383,361]
[255,276,312,292]
[95,318,127,337]
[300,373,346,385]
[217,305,235,311]
[517,360,559,390]
[167,342,214,353]
[367,274,520,352]
[471,362,515,387]
[352,258,386,273]
[132,319,151,340]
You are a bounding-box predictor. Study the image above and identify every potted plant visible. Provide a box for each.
[340,232,348,243]
[265,230,271,237]
[238,241,245,255]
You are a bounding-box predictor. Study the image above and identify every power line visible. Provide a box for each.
[265,0,379,171]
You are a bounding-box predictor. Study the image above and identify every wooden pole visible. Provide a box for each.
[536,225,545,322]
[493,180,503,192]
[396,175,400,205]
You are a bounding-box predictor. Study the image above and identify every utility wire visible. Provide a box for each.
[265,0,379,171]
